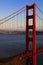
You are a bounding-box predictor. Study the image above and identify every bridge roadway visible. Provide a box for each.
[19,48,43,60]
[0,48,43,63]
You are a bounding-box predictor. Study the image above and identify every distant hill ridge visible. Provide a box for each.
[0,30,43,34]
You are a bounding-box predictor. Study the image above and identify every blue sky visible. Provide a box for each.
[0,0,43,31]
[0,0,43,19]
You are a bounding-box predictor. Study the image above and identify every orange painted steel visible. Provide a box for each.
[19,4,43,65]
[19,49,43,60]
[26,3,36,65]
[33,4,36,65]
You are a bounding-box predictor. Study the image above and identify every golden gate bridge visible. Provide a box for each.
[0,3,43,65]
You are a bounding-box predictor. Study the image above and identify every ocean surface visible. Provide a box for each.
[0,34,43,65]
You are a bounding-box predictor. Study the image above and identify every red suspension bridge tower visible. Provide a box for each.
[19,3,43,65]
[26,4,36,65]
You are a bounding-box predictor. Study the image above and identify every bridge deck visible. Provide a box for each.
[19,48,43,60]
